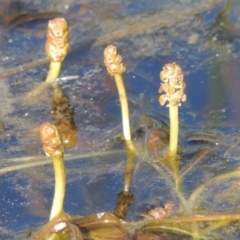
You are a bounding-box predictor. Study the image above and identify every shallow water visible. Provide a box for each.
[1,0,240,239]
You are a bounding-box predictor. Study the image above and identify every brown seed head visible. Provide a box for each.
[45,18,70,62]
[159,63,186,107]
[160,63,183,84]
[103,45,125,76]
[39,122,64,157]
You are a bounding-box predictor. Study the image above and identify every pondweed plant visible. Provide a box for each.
[39,122,66,221]
[159,63,186,191]
[103,45,131,143]
[104,45,135,218]
[27,18,70,98]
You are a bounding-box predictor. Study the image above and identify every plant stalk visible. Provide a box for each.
[46,61,62,83]
[114,73,131,141]
[50,155,66,220]
[113,70,136,195]
[26,61,62,98]
[169,105,178,155]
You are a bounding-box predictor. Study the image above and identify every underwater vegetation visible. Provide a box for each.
[2,0,240,239]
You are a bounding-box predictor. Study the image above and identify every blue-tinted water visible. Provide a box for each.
[1,0,240,239]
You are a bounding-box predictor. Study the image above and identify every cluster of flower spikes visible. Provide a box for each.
[159,63,186,107]
[103,45,125,76]
[39,122,64,157]
[45,18,70,62]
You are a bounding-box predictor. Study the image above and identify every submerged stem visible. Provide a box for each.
[149,161,191,214]
[123,140,136,194]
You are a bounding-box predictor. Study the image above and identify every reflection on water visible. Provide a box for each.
[1,0,240,239]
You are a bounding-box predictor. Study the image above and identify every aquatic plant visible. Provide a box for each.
[159,62,186,190]
[27,17,70,98]
[104,45,136,218]
[103,45,130,142]
[104,46,135,183]
[159,63,186,158]
[39,122,66,221]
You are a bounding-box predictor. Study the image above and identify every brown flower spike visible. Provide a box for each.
[104,45,125,76]
[159,63,186,107]
[45,18,70,62]
[39,122,64,157]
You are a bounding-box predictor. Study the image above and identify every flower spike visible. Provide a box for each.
[39,122,66,220]
[159,63,186,191]
[159,63,186,107]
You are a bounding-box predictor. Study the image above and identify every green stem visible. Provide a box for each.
[114,73,136,195]
[169,105,178,155]
[167,105,182,191]
[50,155,66,220]
[114,73,131,141]
[45,61,62,82]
